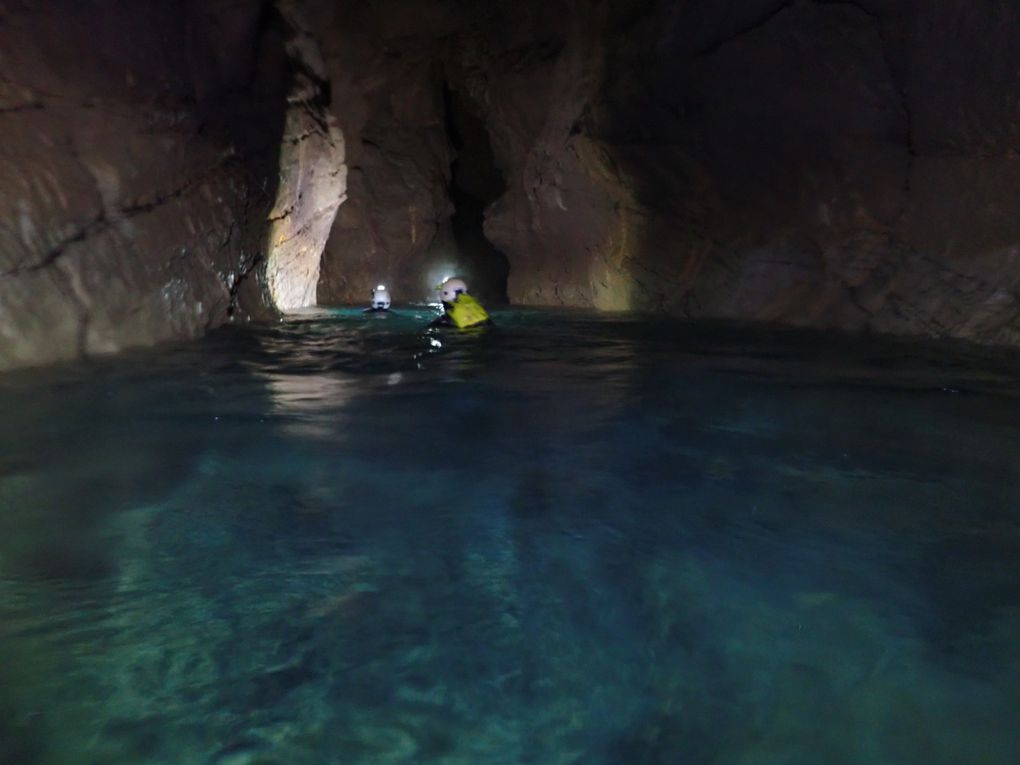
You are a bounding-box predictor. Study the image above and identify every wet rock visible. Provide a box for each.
[6,0,1020,370]
[263,0,347,311]
[312,3,457,305]
[0,0,295,371]
[486,0,1020,343]
[312,0,1020,344]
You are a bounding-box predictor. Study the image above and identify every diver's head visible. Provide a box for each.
[439,277,468,303]
[370,284,391,310]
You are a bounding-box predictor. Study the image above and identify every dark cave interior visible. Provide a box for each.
[3,0,1020,368]
[443,80,510,305]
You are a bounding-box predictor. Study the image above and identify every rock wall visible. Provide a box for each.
[309,0,1020,344]
[3,0,1020,367]
[0,0,344,371]
[472,0,1020,344]
[263,0,346,311]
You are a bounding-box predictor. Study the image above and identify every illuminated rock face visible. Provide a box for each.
[264,0,347,312]
[3,0,1020,372]
[265,105,345,310]
[0,0,289,370]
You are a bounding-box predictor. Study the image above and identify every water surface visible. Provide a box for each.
[2,308,1019,764]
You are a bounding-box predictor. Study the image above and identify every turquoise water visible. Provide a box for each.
[1,308,1019,764]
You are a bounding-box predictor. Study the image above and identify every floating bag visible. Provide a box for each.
[448,294,490,328]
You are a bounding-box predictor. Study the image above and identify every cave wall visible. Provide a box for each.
[0,0,344,371]
[310,0,457,306]
[309,0,514,306]
[311,0,1020,344]
[3,0,1019,369]
[264,0,347,311]
[472,0,1020,344]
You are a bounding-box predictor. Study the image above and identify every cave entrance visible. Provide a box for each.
[443,82,509,304]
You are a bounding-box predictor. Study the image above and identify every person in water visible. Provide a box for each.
[364,284,391,313]
[429,277,491,328]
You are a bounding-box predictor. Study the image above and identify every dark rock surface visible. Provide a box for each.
[311,1,458,306]
[314,0,1020,343]
[264,0,347,311]
[310,1,511,306]
[0,0,271,369]
[476,0,1020,343]
[0,0,344,370]
[3,0,1020,370]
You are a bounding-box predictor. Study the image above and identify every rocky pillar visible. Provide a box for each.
[264,0,347,311]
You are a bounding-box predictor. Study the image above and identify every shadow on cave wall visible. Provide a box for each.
[592,0,1020,342]
[591,0,855,318]
[443,81,510,305]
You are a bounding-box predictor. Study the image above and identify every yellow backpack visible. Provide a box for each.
[448,293,490,328]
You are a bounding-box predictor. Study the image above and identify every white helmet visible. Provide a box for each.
[371,284,391,310]
[439,277,468,303]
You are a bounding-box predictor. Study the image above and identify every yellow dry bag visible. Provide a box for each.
[448,293,490,328]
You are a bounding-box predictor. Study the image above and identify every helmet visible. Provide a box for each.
[370,284,391,310]
[439,277,468,303]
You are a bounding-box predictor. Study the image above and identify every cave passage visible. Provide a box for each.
[443,82,510,304]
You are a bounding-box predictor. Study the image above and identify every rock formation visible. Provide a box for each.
[310,1,460,306]
[311,0,1020,344]
[3,0,1020,371]
[0,0,343,370]
[264,0,346,311]
[472,0,1020,345]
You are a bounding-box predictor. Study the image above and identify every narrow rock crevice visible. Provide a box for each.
[226,253,265,318]
[442,79,510,303]
[1,215,106,278]
[695,1,797,58]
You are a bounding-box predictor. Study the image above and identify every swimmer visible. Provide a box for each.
[429,277,491,328]
[365,284,391,313]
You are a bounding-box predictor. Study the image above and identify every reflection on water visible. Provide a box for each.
[1,308,1019,764]
[262,372,357,440]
